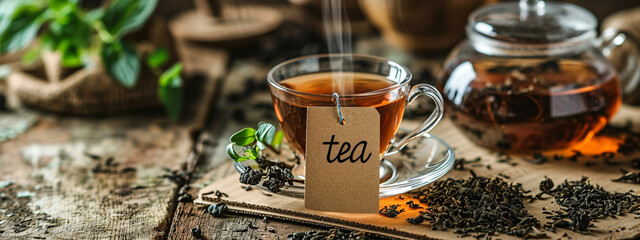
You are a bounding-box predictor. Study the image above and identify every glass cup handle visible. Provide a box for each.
[385,84,444,156]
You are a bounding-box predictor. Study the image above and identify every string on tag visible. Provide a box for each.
[332,92,345,125]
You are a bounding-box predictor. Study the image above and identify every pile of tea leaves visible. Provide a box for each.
[537,177,640,232]
[407,173,541,237]
[239,163,294,193]
[288,229,373,240]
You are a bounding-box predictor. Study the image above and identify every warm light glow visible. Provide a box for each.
[380,194,426,215]
[545,136,622,156]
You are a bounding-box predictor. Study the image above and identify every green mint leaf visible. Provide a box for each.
[85,8,104,23]
[102,0,157,38]
[244,148,259,159]
[58,40,83,67]
[256,141,265,150]
[22,46,41,65]
[230,128,256,146]
[48,0,74,12]
[146,47,168,69]
[0,4,44,54]
[101,41,140,88]
[271,131,284,149]
[227,143,241,160]
[159,63,182,87]
[256,122,276,145]
[235,156,253,162]
[0,0,28,34]
[158,63,182,121]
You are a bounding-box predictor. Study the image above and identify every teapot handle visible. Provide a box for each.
[600,8,640,103]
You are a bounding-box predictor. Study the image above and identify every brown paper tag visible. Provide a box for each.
[305,106,380,213]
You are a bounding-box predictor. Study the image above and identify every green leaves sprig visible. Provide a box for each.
[227,122,284,164]
[0,0,182,121]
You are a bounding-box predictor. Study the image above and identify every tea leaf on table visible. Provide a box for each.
[158,63,183,121]
[102,0,157,38]
[146,47,168,69]
[101,41,140,88]
[230,128,257,147]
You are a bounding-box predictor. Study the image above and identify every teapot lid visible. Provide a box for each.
[468,0,597,56]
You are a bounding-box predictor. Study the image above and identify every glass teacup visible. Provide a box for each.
[267,54,444,176]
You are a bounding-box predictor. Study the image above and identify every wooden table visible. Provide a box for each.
[2,31,639,240]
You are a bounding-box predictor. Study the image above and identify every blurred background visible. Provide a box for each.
[1,0,640,122]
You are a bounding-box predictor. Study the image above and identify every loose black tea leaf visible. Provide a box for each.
[541,177,640,232]
[215,190,228,199]
[453,158,466,170]
[524,153,548,164]
[406,215,424,225]
[207,203,228,217]
[631,158,640,169]
[379,204,405,218]
[239,167,262,185]
[612,169,640,184]
[539,177,554,192]
[569,150,582,162]
[498,173,510,179]
[191,226,201,238]
[238,164,294,193]
[287,229,372,240]
[408,176,539,237]
[405,201,423,209]
[177,193,193,202]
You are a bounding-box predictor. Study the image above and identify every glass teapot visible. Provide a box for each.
[438,0,629,152]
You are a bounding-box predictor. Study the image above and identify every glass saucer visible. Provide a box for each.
[234,129,455,198]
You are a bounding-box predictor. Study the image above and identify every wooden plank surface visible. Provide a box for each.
[0,111,192,239]
[0,40,224,239]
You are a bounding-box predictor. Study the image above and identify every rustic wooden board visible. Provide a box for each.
[0,111,193,239]
[167,186,320,240]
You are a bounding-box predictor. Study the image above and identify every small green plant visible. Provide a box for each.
[227,122,284,164]
[228,122,295,193]
[0,0,182,120]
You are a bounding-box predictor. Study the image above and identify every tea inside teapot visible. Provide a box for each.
[438,0,623,151]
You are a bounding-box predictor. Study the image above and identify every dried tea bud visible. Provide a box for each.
[572,212,590,231]
[177,193,193,202]
[379,204,405,218]
[208,203,228,217]
[539,178,553,192]
[407,215,424,225]
[0,93,6,111]
[191,226,201,238]
[239,167,262,185]
[632,158,640,169]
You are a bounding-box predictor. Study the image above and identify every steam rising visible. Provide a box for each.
[322,0,354,95]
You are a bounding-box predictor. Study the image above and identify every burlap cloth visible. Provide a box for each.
[7,49,159,114]
[195,106,640,239]
[5,15,177,115]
